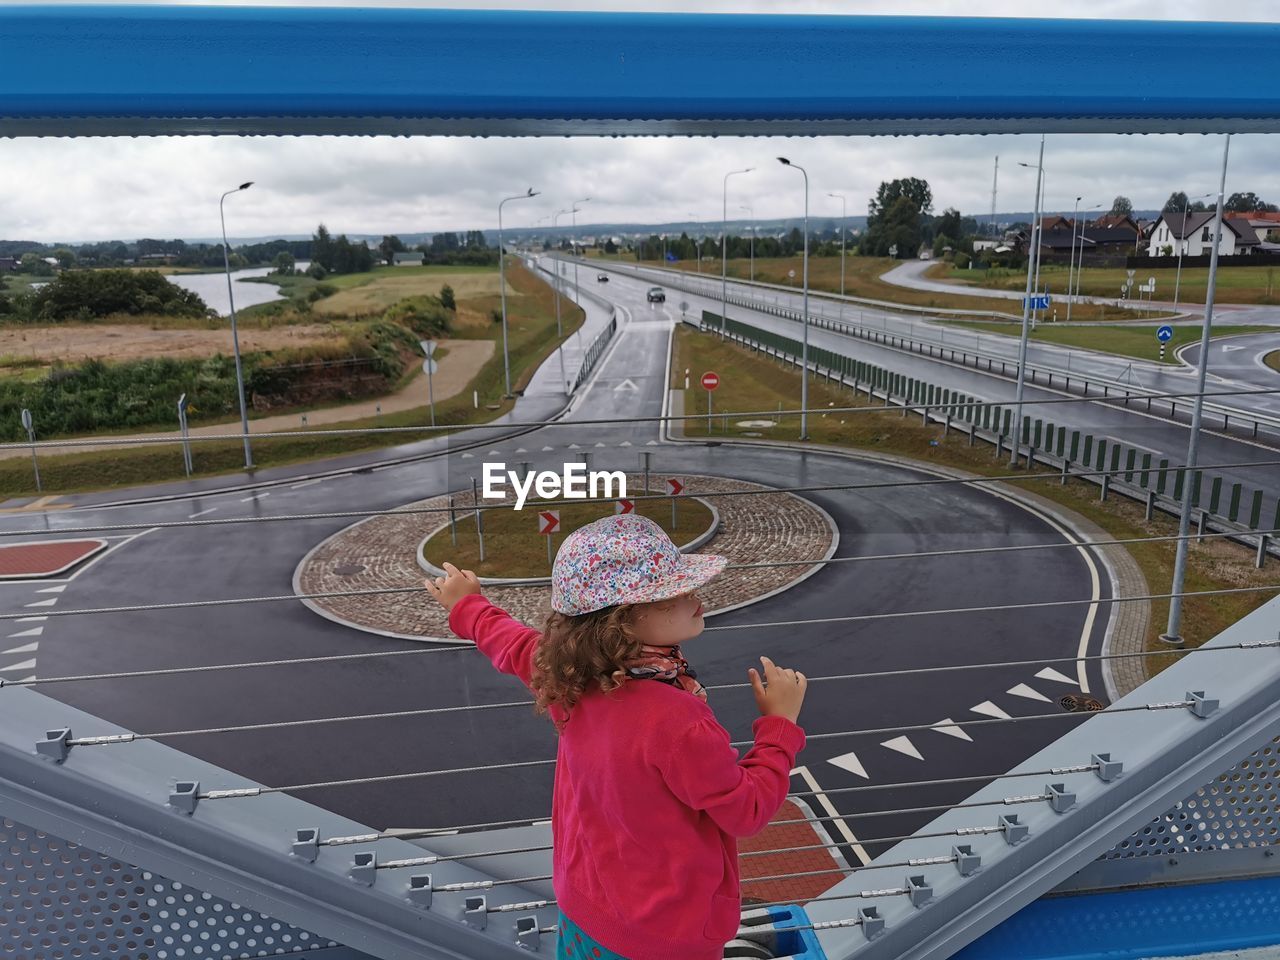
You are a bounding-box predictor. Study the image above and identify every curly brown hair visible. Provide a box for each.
[529,602,648,732]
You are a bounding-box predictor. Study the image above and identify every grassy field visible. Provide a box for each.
[671,324,1275,667]
[943,321,1273,364]
[422,493,714,578]
[313,265,509,317]
[0,261,583,497]
[639,255,1157,322]
[1266,350,1280,373]
[936,261,1280,306]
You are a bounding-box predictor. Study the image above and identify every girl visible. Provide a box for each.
[425,512,808,960]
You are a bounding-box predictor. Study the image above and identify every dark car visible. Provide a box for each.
[597,273,609,282]
[647,287,665,303]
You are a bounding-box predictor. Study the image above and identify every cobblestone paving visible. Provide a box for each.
[296,473,835,639]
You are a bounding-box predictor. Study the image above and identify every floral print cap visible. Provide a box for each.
[550,513,728,616]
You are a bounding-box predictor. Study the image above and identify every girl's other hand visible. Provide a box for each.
[423,561,484,612]
[748,655,807,725]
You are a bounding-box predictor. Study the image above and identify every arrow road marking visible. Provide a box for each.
[880,736,924,761]
[931,719,973,742]
[827,751,869,780]
[1035,667,1078,686]
[1008,683,1052,703]
[971,701,1011,720]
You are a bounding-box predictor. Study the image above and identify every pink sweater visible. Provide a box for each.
[447,592,807,960]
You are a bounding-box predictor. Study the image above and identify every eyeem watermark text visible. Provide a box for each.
[483,462,627,510]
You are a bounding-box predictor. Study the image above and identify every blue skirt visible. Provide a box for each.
[556,910,630,959]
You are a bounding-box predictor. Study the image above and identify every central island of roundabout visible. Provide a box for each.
[294,472,840,642]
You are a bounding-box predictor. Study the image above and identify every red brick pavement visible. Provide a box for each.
[0,539,106,578]
[739,799,846,906]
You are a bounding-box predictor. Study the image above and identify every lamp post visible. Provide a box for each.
[1011,137,1045,467]
[1018,160,1048,324]
[498,187,540,398]
[1066,196,1082,321]
[689,212,702,273]
[570,196,590,298]
[1162,135,1231,647]
[778,157,810,441]
[739,204,755,282]
[1068,202,1103,314]
[828,192,846,297]
[721,167,754,337]
[1173,193,1213,313]
[219,181,255,470]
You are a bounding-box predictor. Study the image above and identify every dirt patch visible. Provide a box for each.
[0,324,346,365]
[315,269,509,317]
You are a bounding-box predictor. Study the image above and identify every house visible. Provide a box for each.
[1077,225,1142,254]
[1039,215,1074,234]
[1146,211,1260,257]
[0,257,17,272]
[1037,229,1092,254]
[392,252,423,266]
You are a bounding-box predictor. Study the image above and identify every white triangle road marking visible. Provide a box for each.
[568,443,581,450]
[1,659,37,672]
[3,642,38,654]
[16,616,47,623]
[7,628,42,639]
[1223,344,1245,352]
[646,440,659,446]
[594,442,606,447]
[827,751,869,780]
[880,736,924,761]
[1035,667,1078,687]
[488,449,503,455]
[541,446,555,451]
[1008,683,1052,703]
[971,700,1011,720]
[36,585,67,594]
[515,448,528,453]
[24,598,58,608]
[618,441,632,447]
[614,378,639,392]
[460,452,474,459]
[931,718,973,742]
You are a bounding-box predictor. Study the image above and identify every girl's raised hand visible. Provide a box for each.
[748,655,807,725]
[423,561,484,612]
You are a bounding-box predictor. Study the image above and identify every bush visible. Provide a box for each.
[25,269,210,322]
[952,251,971,269]
[306,262,328,280]
[440,284,456,311]
[382,295,453,337]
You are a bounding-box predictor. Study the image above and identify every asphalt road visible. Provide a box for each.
[4,268,1110,874]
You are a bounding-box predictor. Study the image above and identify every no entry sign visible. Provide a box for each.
[538,510,560,535]
[701,371,720,390]
[615,499,635,514]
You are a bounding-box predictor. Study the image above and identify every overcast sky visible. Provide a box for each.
[2,0,1277,243]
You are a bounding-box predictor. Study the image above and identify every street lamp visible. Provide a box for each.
[1011,137,1045,467]
[828,192,846,297]
[721,167,754,337]
[1174,192,1214,312]
[1163,135,1232,647]
[219,180,255,470]
[1018,160,1048,324]
[739,205,755,282]
[498,187,540,398]
[778,157,810,441]
[1068,202,1103,316]
[688,212,702,273]
[571,196,590,296]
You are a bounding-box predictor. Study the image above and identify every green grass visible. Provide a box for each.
[938,261,1280,306]
[640,255,1157,322]
[1266,350,1280,373]
[942,321,1272,364]
[671,324,1276,663]
[0,262,583,498]
[423,493,714,578]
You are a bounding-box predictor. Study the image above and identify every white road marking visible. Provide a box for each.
[567,443,581,449]
[3,641,39,653]
[646,440,660,445]
[614,378,639,392]
[618,441,632,447]
[515,448,528,453]
[827,751,869,779]
[24,598,58,608]
[594,441,606,447]
[36,585,66,594]
[931,719,973,742]
[188,507,219,518]
[972,701,1011,720]
[6,628,42,639]
[1036,667,1078,686]
[15,616,47,623]
[541,446,555,451]
[240,492,270,503]
[1007,683,1052,703]
[488,449,503,455]
[1223,345,1245,352]
[1,659,37,672]
[794,765,871,866]
[460,452,474,458]
[881,736,924,760]
[289,479,322,490]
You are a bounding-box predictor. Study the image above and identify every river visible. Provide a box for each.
[167,263,311,317]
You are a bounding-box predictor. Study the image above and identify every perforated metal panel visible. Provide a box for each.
[1102,735,1280,860]
[0,816,344,959]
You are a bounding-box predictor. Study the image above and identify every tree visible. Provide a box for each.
[868,177,933,226]
[935,208,962,243]
[439,284,456,311]
[1164,191,1189,213]
[603,238,617,254]
[272,251,295,275]
[1226,191,1277,213]
[1109,196,1133,216]
[378,235,406,265]
[18,253,54,276]
[312,224,333,271]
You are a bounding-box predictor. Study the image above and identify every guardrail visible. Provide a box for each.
[701,310,1280,567]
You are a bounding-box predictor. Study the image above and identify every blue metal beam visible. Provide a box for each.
[2,6,1280,136]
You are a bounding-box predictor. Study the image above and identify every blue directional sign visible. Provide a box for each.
[1024,295,1050,310]
[1157,324,1175,343]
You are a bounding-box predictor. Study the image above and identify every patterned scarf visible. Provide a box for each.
[621,644,708,702]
